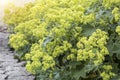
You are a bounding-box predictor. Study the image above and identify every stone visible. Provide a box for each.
[8,76,35,80]
[0,70,5,74]
[0,31,35,80]
[0,74,7,80]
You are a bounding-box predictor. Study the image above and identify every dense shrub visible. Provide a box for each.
[4,0,120,80]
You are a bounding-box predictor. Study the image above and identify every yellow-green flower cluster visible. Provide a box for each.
[82,13,95,24]
[25,43,55,73]
[67,48,77,60]
[102,0,120,9]
[4,3,34,27]
[15,19,40,37]
[33,22,48,39]
[100,65,115,80]
[76,29,109,65]
[52,41,72,58]
[30,0,96,27]
[116,26,120,35]
[9,19,41,51]
[42,55,55,71]
[112,7,120,22]
[9,33,29,50]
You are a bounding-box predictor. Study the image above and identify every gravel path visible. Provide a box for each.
[0,29,35,80]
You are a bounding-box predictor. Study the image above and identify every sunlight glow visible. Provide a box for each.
[0,0,9,6]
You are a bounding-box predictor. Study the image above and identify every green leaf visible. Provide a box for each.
[42,36,53,47]
[73,69,86,80]
[117,54,120,59]
[84,64,96,73]
[112,43,120,59]
[82,27,96,37]
[73,63,96,80]
[110,73,120,80]
[54,72,60,79]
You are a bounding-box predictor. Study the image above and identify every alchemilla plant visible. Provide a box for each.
[4,0,120,80]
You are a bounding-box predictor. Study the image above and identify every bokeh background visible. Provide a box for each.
[0,0,34,26]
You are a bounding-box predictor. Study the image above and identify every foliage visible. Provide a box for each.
[4,0,120,80]
[4,2,34,32]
